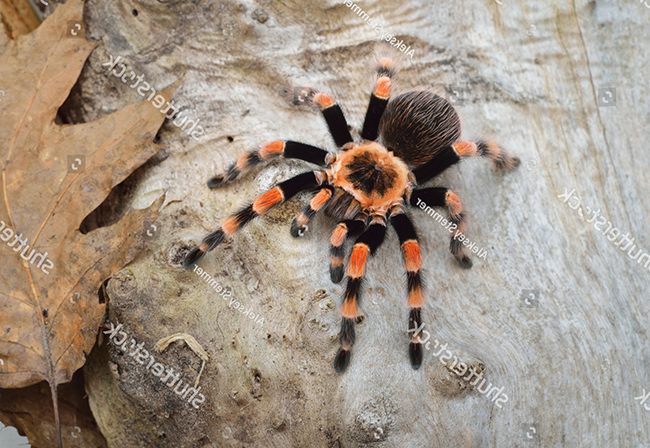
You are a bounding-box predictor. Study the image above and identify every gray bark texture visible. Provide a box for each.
[54,0,650,446]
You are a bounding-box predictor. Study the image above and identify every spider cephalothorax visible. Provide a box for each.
[327,141,411,211]
[184,48,519,373]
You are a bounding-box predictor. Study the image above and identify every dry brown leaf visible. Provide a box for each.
[0,370,108,448]
[0,0,41,39]
[0,0,178,444]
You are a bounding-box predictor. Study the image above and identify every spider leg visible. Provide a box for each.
[184,171,323,267]
[334,218,387,373]
[208,141,330,188]
[390,210,425,369]
[312,92,353,148]
[284,87,353,148]
[410,188,472,268]
[290,187,334,238]
[329,218,366,283]
[412,140,520,184]
[361,51,398,141]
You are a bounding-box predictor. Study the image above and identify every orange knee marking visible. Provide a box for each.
[313,92,335,109]
[235,154,250,171]
[330,254,344,267]
[295,213,309,227]
[252,187,284,214]
[310,188,332,211]
[331,223,348,247]
[453,141,478,158]
[377,56,395,71]
[222,216,240,236]
[341,298,359,318]
[402,240,422,272]
[347,244,370,279]
[374,76,391,99]
[408,284,424,308]
[445,190,463,220]
[259,141,285,160]
[485,141,502,158]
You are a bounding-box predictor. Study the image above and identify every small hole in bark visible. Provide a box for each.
[132,9,138,16]
[227,136,234,142]
[170,243,192,267]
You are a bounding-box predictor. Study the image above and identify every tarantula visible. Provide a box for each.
[183,49,519,373]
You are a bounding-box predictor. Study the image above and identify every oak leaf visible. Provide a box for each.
[0,0,178,444]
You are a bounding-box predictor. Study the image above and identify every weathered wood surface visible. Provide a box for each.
[14,0,650,446]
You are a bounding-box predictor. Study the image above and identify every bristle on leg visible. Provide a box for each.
[290,188,332,238]
[476,139,521,171]
[450,234,473,269]
[183,247,206,268]
[334,317,356,373]
[333,223,387,373]
[408,307,424,369]
[208,151,261,188]
[329,222,349,282]
[208,166,238,188]
[207,175,225,188]
[361,48,399,141]
[207,140,329,189]
[375,46,399,79]
[281,86,317,106]
[410,188,473,268]
[188,172,321,267]
[334,348,352,373]
[183,229,226,268]
[409,342,423,369]
[203,229,225,250]
[328,218,366,283]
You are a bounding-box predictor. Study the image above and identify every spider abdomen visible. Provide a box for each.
[380,88,461,166]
